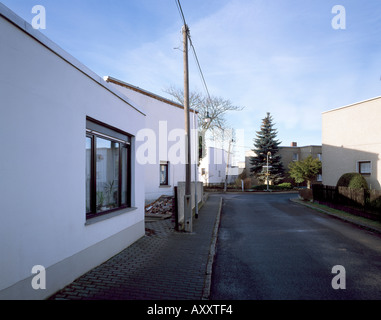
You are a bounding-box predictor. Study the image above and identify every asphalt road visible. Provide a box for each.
[210,192,381,300]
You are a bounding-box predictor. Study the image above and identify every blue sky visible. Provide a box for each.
[3,0,381,155]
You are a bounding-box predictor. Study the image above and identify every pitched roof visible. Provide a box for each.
[104,76,198,114]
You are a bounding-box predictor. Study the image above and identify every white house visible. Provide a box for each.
[104,76,199,204]
[199,147,237,186]
[0,4,146,299]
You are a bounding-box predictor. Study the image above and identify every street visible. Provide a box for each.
[210,193,381,300]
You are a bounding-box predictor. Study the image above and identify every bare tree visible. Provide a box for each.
[163,86,243,161]
[163,86,243,131]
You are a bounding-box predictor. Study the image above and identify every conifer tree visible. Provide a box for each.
[250,112,284,184]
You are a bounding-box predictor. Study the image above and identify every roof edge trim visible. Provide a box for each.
[0,3,146,116]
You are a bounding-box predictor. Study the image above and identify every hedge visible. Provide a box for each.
[336,173,369,190]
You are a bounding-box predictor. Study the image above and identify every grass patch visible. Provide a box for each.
[293,198,381,231]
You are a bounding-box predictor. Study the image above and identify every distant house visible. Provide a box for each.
[245,142,322,186]
[0,4,146,299]
[322,97,381,190]
[279,142,322,185]
[104,76,199,204]
[199,147,237,186]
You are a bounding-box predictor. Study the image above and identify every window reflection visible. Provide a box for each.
[86,119,131,219]
[96,137,119,213]
[86,136,92,214]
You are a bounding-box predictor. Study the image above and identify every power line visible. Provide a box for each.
[175,0,186,26]
[189,36,212,102]
[174,0,212,103]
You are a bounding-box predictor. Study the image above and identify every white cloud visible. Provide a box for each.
[67,0,381,155]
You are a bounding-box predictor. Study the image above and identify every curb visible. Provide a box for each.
[144,213,172,221]
[202,196,223,300]
[290,198,381,235]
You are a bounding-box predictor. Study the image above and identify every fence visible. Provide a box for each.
[311,184,381,220]
[312,185,338,204]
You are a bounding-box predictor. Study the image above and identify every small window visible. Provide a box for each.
[293,153,299,161]
[160,162,169,185]
[86,118,131,220]
[358,161,371,176]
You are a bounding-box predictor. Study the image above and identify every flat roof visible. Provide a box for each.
[322,95,381,115]
[279,145,322,148]
[0,3,146,116]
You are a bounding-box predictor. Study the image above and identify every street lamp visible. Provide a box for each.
[204,111,211,124]
[266,151,271,192]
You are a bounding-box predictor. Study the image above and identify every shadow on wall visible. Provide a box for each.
[322,144,380,190]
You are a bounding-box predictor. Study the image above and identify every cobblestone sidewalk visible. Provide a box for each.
[49,194,222,300]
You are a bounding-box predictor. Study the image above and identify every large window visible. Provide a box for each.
[86,118,131,219]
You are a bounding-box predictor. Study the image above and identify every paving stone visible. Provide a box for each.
[48,194,221,300]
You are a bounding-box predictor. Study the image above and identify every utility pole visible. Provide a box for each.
[224,139,233,192]
[194,109,199,219]
[183,24,192,232]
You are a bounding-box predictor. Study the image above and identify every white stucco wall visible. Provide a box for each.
[322,97,381,189]
[199,147,231,185]
[0,5,145,299]
[105,79,198,204]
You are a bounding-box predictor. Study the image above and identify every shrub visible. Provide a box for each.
[277,182,292,190]
[369,197,381,211]
[368,190,381,216]
[299,188,313,202]
[251,185,267,190]
[336,173,368,190]
[251,183,292,191]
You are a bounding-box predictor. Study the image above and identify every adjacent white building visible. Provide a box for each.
[0,4,146,299]
[104,76,199,204]
[199,147,237,186]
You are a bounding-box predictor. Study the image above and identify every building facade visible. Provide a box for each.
[104,76,199,204]
[322,97,381,190]
[279,143,322,184]
[0,4,146,299]
[199,147,237,186]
